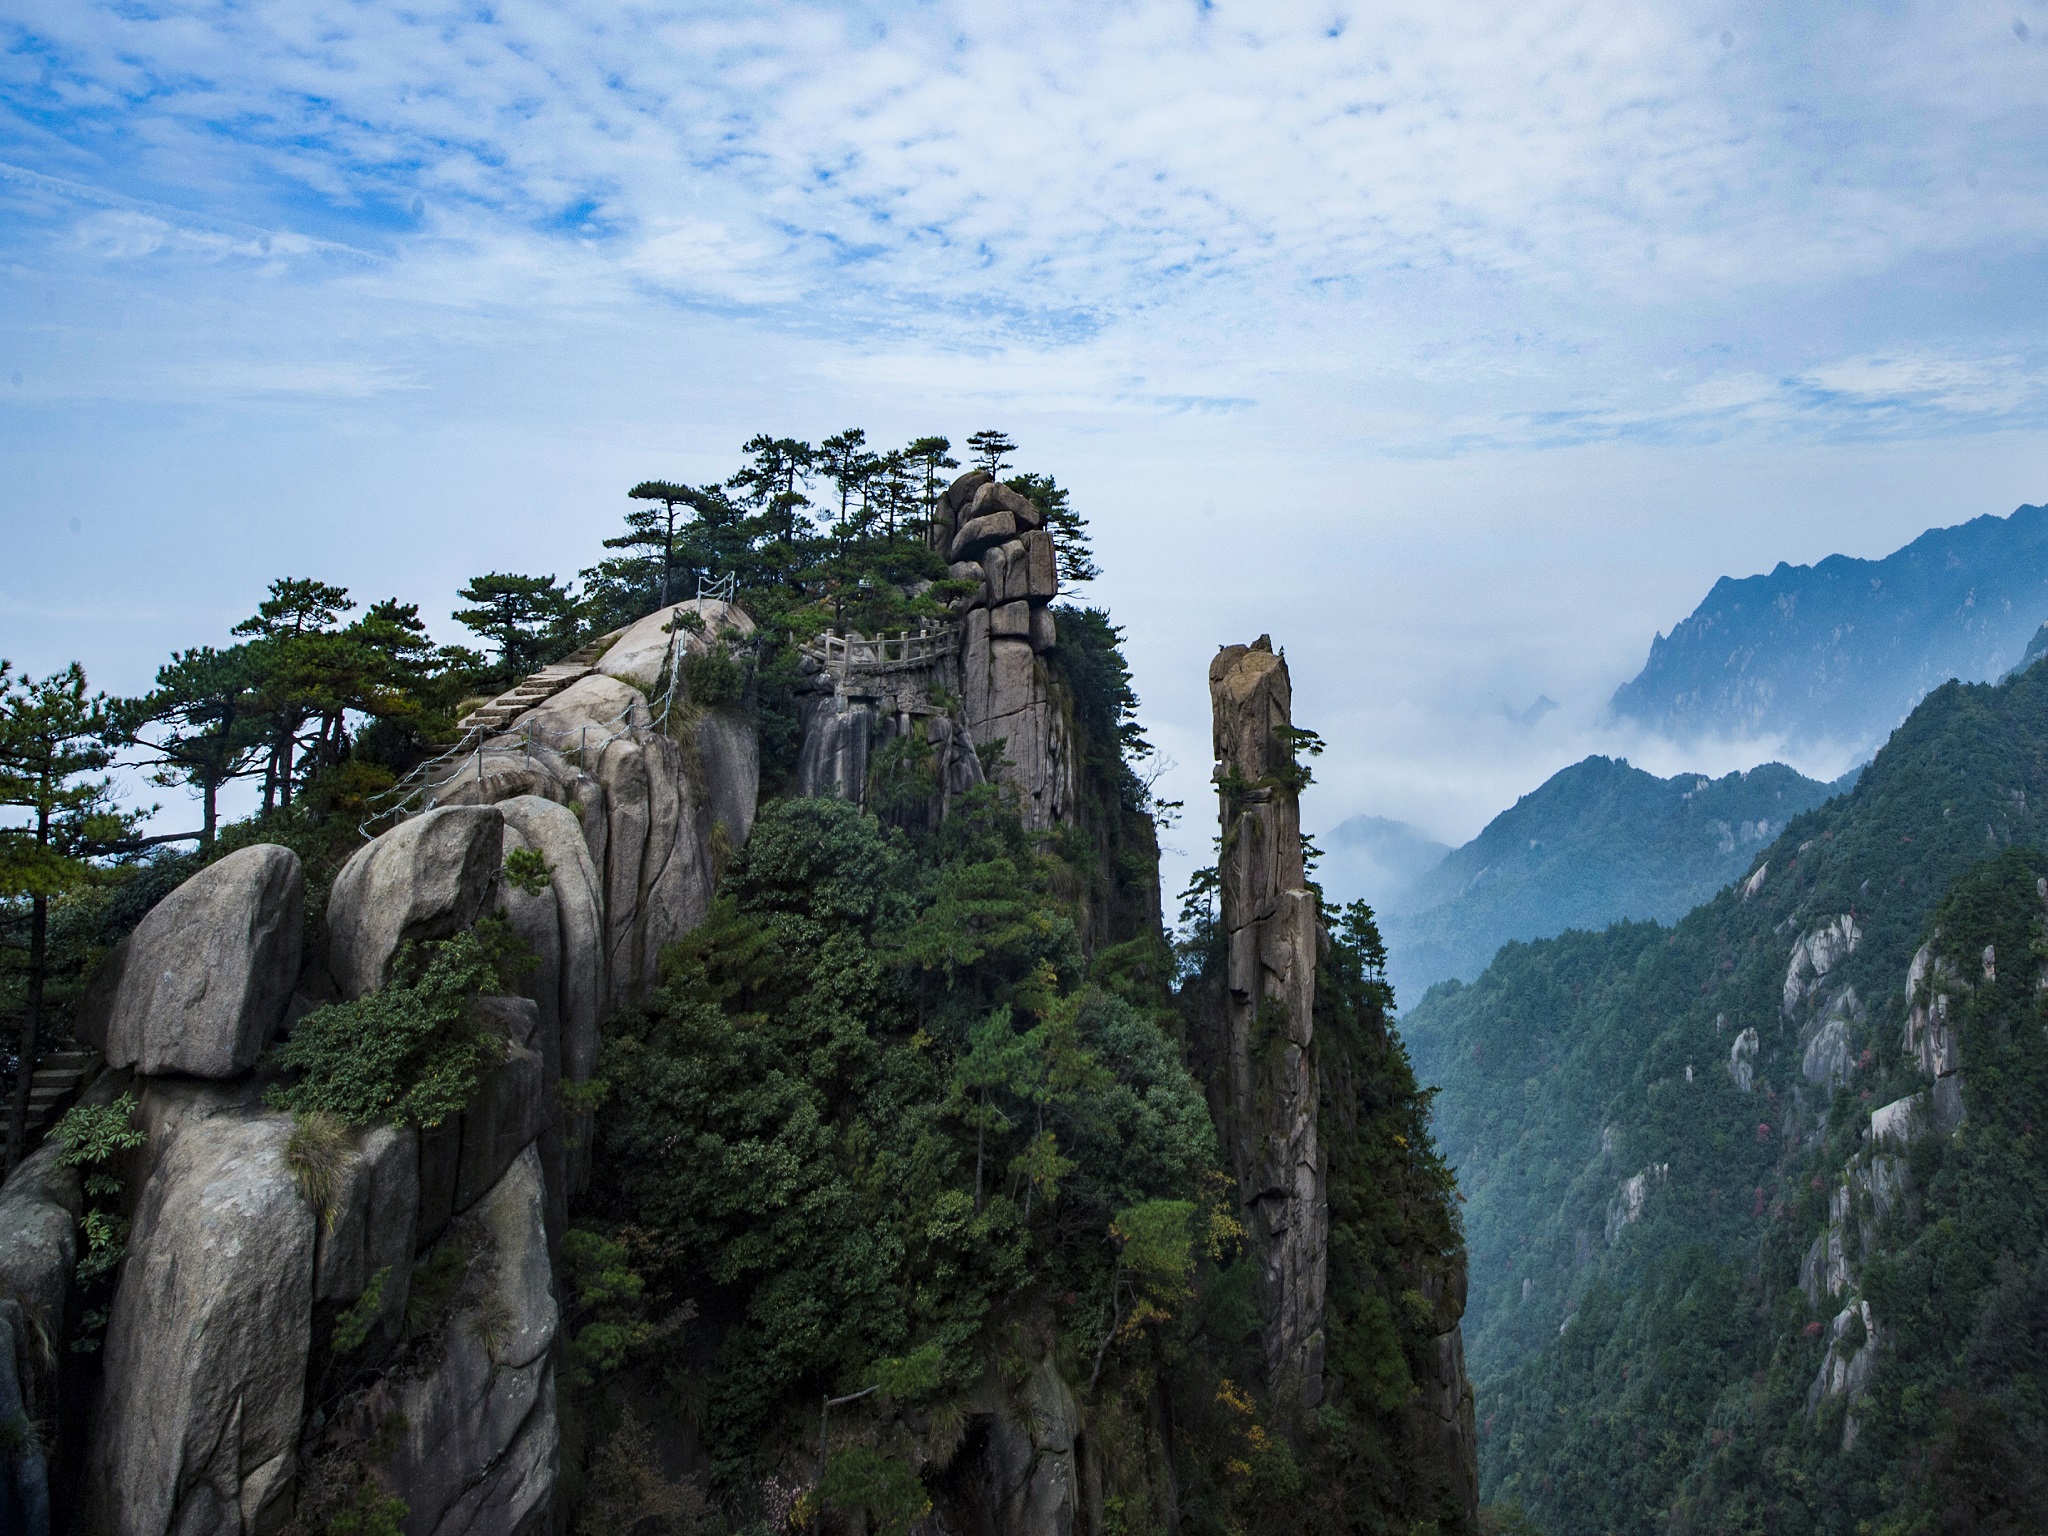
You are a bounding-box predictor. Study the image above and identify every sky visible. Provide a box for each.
[3,0,2047,911]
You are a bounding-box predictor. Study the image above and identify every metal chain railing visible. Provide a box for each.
[359,617,697,840]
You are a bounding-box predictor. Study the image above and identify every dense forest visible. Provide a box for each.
[1406,658,2048,1534]
[0,429,1475,1535]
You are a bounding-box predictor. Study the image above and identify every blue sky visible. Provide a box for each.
[4,0,2047,901]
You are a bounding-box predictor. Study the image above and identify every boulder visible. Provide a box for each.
[943,469,993,512]
[78,845,303,1078]
[990,600,1032,640]
[982,540,1019,604]
[328,807,505,999]
[951,510,1018,562]
[84,1105,314,1536]
[494,797,604,1085]
[0,1141,81,1353]
[1021,529,1057,599]
[511,675,714,1009]
[595,599,755,694]
[314,1124,419,1314]
[968,480,1043,530]
[1029,605,1057,653]
[384,1144,558,1536]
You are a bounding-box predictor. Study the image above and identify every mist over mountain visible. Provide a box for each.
[1611,502,2048,754]
[1315,813,1453,913]
[1364,756,1841,1006]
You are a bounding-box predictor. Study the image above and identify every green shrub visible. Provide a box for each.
[819,1446,929,1536]
[503,847,552,895]
[330,1266,390,1355]
[681,644,744,708]
[53,1092,146,1200]
[267,920,529,1128]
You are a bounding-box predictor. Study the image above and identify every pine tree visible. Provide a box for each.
[116,645,263,849]
[233,578,356,813]
[620,481,697,608]
[0,662,137,1168]
[905,436,959,547]
[817,429,879,530]
[453,572,579,684]
[965,429,1017,476]
[1005,472,1100,585]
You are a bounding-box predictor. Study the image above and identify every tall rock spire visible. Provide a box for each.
[1210,635,1328,1408]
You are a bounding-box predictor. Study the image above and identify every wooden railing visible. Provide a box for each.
[805,627,956,676]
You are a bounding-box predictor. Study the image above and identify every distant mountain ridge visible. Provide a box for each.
[1611,501,2048,752]
[1374,755,1840,1005]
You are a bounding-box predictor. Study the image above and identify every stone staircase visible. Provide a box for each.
[22,1046,100,1145]
[456,632,620,736]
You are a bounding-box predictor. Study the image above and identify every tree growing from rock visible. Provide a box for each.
[0,661,136,1169]
[1006,471,1099,586]
[454,572,580,685]
[965,428,1016,476]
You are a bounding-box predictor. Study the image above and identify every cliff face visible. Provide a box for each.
[1209,638,1328,1409]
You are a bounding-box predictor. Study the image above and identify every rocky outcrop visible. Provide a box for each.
[1209,637,1327,1409]
[384,1144,558,1536]
[430,602,758,1008]
[795,470,1071,831]
[1783,914,1860,1018]
[77,844,304,1078]
[83,1097,315,1536]
[328,806,504,999]
[960,1358,1079,1536]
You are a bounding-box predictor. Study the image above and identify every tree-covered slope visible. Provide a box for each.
[1381,756,1836,1003]
[1405,656,2048,1534]
[1611,501,2048,753]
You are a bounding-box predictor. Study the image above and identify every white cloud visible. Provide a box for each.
[4,0,2048,894]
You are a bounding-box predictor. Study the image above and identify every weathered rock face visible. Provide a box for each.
[0,1141,82,1535]
[1209,637,1327,1409]
[963,1359,1079,1536]
[328,806,505,999]
[593,597,753,693]
[83,1098,315,1536]
[78,844,304,1078]
[431,604,758,1009]
[383,1144,559,1536]
[960,611,1071,831]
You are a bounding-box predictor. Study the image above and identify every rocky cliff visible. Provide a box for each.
[0,599,753,1536]
[1208,638,1328,1409]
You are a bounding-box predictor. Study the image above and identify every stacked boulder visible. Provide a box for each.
[794,472,1073,831]
[0,603,760,1536]
[940,472,1072,831]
